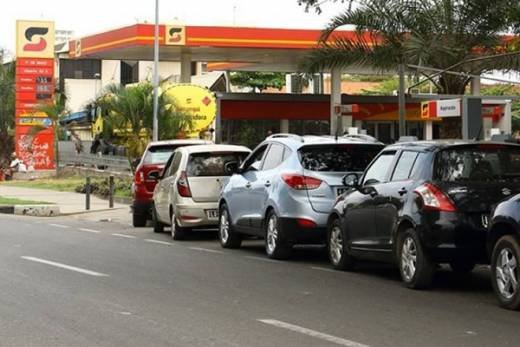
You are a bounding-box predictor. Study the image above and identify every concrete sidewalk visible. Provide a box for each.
[0,185,129,215]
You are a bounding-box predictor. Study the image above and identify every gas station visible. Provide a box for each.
[14,21,516,170]
[66,23,514,144]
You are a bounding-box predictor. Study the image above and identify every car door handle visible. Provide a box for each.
[264,181,271,187]
[398,187,408,196]
[245,182,252,189]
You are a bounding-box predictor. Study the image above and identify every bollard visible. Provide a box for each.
[85,176,91,210]
[109,175,115,208]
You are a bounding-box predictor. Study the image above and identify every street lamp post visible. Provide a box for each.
[152,0,160,141]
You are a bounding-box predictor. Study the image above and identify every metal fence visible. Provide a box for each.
[58,142,131,172]
[59,152,131,172]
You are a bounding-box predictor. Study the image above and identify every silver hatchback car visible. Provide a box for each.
[153,144,250,240]
[218,134,384,259]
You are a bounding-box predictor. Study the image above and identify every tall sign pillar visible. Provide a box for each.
[15,20,55,170]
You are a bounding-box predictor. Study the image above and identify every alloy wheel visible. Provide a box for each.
[266,214,278,254]
[220,210,229,244]
[496,247,518,300]
[401,236,417,282]
[329,225,343,265]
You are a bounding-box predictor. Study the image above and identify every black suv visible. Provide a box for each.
[327,140,520,289]
[488,193,520,310]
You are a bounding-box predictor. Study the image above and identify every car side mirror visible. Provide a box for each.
[342,173,359,188]
[361,185,378,197]
[148,171,161,181]
[225,161,240,175]
[246,161,260,172]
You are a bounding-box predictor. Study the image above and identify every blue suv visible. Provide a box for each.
[218,134,385,259]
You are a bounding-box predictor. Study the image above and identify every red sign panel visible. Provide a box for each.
[15,125,55,170]
[15,56,55,170]
[17,58,54,68]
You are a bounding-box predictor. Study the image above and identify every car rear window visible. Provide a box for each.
[187,152,249,177]
[299,144,384,172]
[434,145,520,182]
[143,144,199,165]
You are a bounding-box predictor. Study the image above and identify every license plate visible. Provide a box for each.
[206,209,219,219]
[337,187,348,196]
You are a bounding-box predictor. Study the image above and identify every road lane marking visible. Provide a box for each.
[21,256,109,277]
[49,223,69,228]
[310,266,337,273]
[144,239,172,246]
[112,233,136,239]
[244,255,278,263]
[258,319,369,347]
[189,247,226,254]
[79,228,101,234]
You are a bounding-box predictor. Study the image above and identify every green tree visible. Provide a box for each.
[0,57,14,168]
[229,72,285,92]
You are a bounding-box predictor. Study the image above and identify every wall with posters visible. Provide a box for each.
[15,20,55,170]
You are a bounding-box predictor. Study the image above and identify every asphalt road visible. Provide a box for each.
[0,212,519,347]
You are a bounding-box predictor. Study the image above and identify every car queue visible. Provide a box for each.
[131,133,520,311]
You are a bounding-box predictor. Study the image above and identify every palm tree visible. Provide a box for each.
[96,81,194,160]
[303,0,520,94]
[301,0,520,137]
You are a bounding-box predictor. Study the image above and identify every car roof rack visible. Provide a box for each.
[490,134,517,143]
[342,134,381,143]
[397,136,418,143]
[266,133,304,142]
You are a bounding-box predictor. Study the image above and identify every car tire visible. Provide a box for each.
[491,235,520,310]
[132,213,147,227]
[152,207,164,233]
[397,228,435,289]
[449,258,476,274]
[171,213,189,241]
[264,210,292,260]
[327,217,355,271]
[218,204,242,249]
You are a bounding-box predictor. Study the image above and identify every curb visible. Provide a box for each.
[0,205,15,214]
[14,205,60,217]
[59,206,129,217]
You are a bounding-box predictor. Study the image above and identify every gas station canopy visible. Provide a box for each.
[68,24,376,73]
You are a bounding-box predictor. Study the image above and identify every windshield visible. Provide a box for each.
[434,145,520,183]
[299,144,384,172]
[187,152,249,177]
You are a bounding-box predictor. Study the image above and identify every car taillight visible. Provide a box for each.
[297,218,317,228]
[135,168,144,184]
[282,174,322,190]
[414,183,456,212]
[177,171,192,197]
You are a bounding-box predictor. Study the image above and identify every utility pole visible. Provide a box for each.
[398,63,406,137]
[152,0,160,141]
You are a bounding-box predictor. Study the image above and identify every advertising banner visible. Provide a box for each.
[163,84,217,137]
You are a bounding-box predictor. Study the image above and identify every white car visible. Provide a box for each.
[152,144,251,240]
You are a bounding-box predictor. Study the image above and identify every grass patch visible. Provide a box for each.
[0,196,53,205]
[1,177,86,192]
[1,176,132,199]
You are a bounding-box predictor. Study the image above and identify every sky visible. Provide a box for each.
[0,0,347,57]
